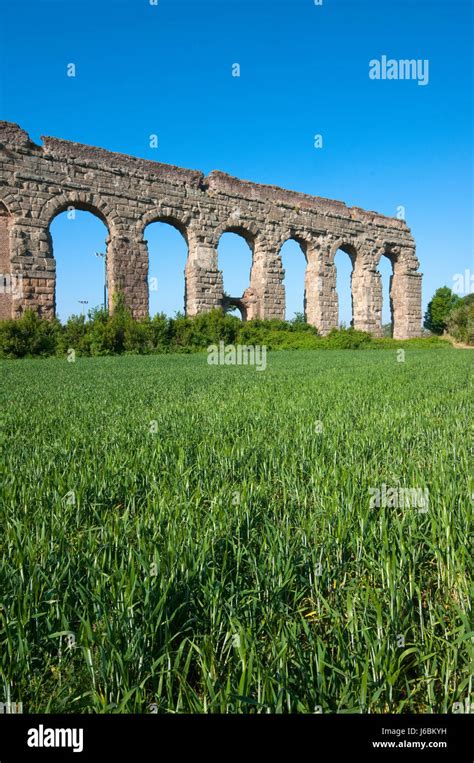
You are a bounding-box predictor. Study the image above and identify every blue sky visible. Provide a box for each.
[0,0,472,322]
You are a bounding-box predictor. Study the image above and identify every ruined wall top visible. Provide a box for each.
[0,121,410,235]
[205,171,405,229]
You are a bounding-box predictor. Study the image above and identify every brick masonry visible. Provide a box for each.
[0,122,422,337]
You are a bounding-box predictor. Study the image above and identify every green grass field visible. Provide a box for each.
[1,350,472,713]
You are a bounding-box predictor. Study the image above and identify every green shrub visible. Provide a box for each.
[447,298,474,345]
[0,310,60,358]
[148,313,171,352]
[170,309,240,350]
[321,327,373,349]
[58,313,92,356]
[124,319,153,354]
[424,286,460,334]
[0,303,460,359]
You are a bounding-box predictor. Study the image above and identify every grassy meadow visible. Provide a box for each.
[1,349,472,713]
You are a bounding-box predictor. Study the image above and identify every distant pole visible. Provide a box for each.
[95,251,108,312]
[78,300,88,317]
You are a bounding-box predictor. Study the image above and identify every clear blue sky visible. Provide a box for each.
[0,0,472,323]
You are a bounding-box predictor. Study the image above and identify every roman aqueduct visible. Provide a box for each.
[0,121,422,337]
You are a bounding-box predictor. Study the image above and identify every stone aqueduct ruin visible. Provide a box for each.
[0,121,422,337]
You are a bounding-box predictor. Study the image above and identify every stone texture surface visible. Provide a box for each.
[0,122,422,337]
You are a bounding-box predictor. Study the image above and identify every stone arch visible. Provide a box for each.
[222,295,247,321]
[139,206,194,245]
[211,218,260,248]
[233,230,285,321]
[377,242,419,271]
[142,211,192,317]
[0,191,21,219]
[37,193,117,235]
[374,242,421,339]
[43,197,112,263]
[36,195,132,319]
[373,245,397,334]
[328,238,360,265]
[276,231,314,320]
[47,201,111,320]
[140,208,201,317]
[216,226,255,309]
[275,229,315,260]
[327,239,361,328]
[0,200,14,319]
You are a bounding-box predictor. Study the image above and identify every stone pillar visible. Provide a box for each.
[107,233,148,318]
[248,238,285,320]
[391,251,422,339]
[241,286,259,321]
[0,203,12,319]
[185,242,223,316]
[304,238,338,334]
[351,261,383,335]
[9,221,55,319]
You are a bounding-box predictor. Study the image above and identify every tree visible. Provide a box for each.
[291,312,306,324]
[424,287,460,335]
[447,293,474,345]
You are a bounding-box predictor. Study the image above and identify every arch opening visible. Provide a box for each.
[378,253,395,336]
[280,238,307,322]
[49,208,109,322]
[217,231,253,317]
[222,296,247,321]
[334,245,356,328]
[46,200,110,231]
[145,219,188,317]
